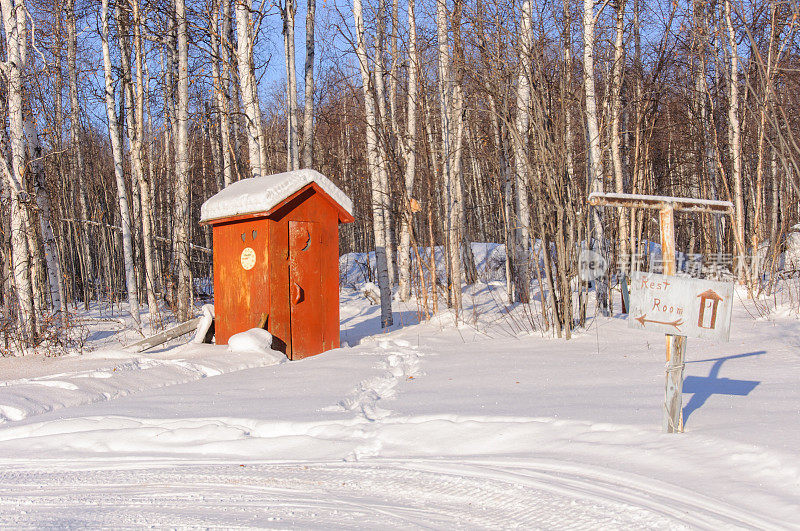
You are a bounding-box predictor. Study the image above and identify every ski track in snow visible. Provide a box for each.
[0,459,781,529]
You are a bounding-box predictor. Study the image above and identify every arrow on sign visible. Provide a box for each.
[635,314,684,331]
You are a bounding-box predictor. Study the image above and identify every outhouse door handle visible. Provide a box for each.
[292,282,303,304]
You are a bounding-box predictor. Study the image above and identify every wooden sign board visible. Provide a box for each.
[629,272,734,342]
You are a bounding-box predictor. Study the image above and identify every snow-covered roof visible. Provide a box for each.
[200,169,353,223]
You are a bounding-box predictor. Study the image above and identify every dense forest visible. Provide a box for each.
[0,0,798,351]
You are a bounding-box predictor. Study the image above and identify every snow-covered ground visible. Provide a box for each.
[0,280,798,527]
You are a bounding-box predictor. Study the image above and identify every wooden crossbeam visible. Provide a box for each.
[588,192,733,215]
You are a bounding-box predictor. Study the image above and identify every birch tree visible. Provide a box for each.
[26,114,66,326]
[175,0,192,322]
[7,0,60,328]
[691,0,723,254]
[352,0,392,327]
[563,0,582,323]
[210,0,235,187]
[436,0,465,313]
[373,0,395,286]
[236,0,264,177]
[301,0,315,168]
[66,0,94,307]
[610,0,627,261]
[511,0,532,303]
[583,0,609,314]
[1,0,37,343]
[280,0,300,170]
[750,2,783,281]
[396,0,418,302]
[222,0,241,180]
[118,0,159,321]
[724,0,747,284]
[101,0,140,327]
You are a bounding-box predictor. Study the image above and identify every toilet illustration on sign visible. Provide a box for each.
[697,289,723,329]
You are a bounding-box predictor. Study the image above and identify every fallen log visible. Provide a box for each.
[126,317,202,353]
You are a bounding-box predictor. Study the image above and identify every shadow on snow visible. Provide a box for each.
[682,351,763,425]
[339,303,421,347]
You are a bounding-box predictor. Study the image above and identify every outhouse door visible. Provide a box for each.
[288,220,323,357]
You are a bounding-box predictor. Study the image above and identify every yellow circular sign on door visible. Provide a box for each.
[240,247,256,270]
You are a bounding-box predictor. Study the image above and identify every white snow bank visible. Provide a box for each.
[0,343,283,425]
[227,328,285,362]
[200,169,353,222]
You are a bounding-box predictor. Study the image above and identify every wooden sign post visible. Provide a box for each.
[588,193,734,433]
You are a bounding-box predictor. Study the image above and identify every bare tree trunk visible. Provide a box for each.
[1,0,37,344]
[101,0,140,327]
[750,3,779,284]
[452,0,469,294]
[66,0,94,308]
[211,0,234,187]
[144,57,164,289]
[692,0,723,254]
[511,0,533,303]
[397,0,418,302]
[25,116,66,326]
[52,22,70,313]
[436,0,463,314]
[536,206,561,337]
[491,96,514,303]
[135,8,159,323]
[562,0,579,329]
[770,146,779,253]
[724,0,747,285]
[119,0,159,323]
[174,0,192,321]
[281,0,300,171]
[301,0,315,168]
[353,0,393,327]
[207,101,224,192]
[279,0,299,171]
[583,0,609,315]
[9,2,44,324]
[373,0,396,286]
[611,0,628,260]
[566,0,587,324]
[236,0,264,177]
[630,0,645,274]
[222,0,241,181]
[253,70,269,176]
[161,44,177,305]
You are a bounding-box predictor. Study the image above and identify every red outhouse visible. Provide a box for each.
[199,169,354,359]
